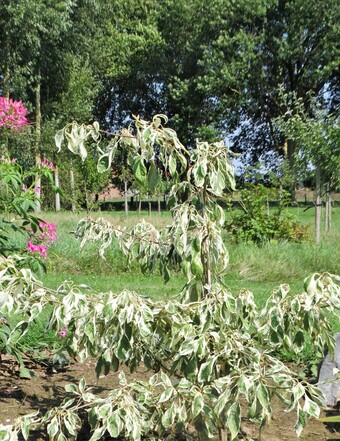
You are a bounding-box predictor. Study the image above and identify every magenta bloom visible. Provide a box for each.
[0,97,28,131]
[37,222,58,242]
[27,241,48,259]
[27,222,57,259]
[59,326,67,337]
[42,157,56,171]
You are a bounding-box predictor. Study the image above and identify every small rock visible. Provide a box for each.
[318,333,340,407]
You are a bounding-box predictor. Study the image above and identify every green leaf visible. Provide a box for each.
[168,154,177,176]
[117,334,131,360]
[0,428,10,440]
[161,371,172,387]
[192,236,201,254]
[98,403,111,418]
[303,395,320,418]
[198,358,215,383]
[147,162,159,192]
[227,402,241,440]
[19,366,35,379]
[89,427,106,441]
[209,168,224,195]
[47,416,59,439]
[132,156,147,184]
[20,420,30,440]
[97,151,113,173]
[79,378,86,393]
[88,408,98,429]
[214,388,231,416]
[191,254,204,277]
[63,414,77,436]
[65,384,79,394]
[149,374,158,386]
[294,330,304,348]
[107,413,122,438]
[193,159,207,187]
[185,357,198,379]
[192,393,204,417]
[294,408,307,437]
[159,387,173,403]
[256,383,269,408]
[161,404,175,429]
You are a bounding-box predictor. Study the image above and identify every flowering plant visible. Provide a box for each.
[0,97,56,267]
[27,221,58,259]
[0,97,28,132]
[41,157,56,171]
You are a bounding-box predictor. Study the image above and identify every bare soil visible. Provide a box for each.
[1,355,340,441]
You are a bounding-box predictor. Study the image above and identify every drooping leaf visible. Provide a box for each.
[227,402,241,440]
[147,162,159,192]
[132,156,147,184]
[55,129,65,151]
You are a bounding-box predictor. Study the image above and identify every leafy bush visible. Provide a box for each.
[226,184,311,243]
[0,115,338,441]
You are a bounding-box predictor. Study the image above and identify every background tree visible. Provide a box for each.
[1,0,339,205]
[277,100,340,243]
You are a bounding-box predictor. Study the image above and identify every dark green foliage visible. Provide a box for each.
[226,184,311,243]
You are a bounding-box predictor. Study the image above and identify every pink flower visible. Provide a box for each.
[0,97,28,131]
[59,326,67,337]
[27,241,39,253]
[37,222,58,242]
[27,222,57,259]
[27,241,47,259]
[39,245,47,258]
[22,184,28,192]
[42,157,56,171]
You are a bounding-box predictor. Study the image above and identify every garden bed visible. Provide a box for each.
[1,355,340,441]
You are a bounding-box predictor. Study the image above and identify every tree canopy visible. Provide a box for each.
[1,0,339,184]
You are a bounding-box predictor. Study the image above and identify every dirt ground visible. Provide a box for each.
[1,355,340,441]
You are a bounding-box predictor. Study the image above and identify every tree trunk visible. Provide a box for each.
[157,197,161,213]
[283,138,297,201]
[124,180,128,217]
[325,181,332,233]
[55,166,61,212]
[70,165,76,212]
[315,165,322,244]
[2,56,10,157]
[3,65,10,98]
[266,194,270,216]
[138,194,142,214]
[148,194,151,215]
[34,77,42,213]
[218,428,228,441]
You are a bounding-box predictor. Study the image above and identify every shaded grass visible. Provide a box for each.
[41,272,185,301]
[43,206,340,282]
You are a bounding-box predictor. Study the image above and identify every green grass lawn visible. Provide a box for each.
[41,205,340,292]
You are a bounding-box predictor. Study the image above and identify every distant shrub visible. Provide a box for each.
[226,184,311,243]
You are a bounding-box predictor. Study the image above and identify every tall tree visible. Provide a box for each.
[196,0,340,167]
